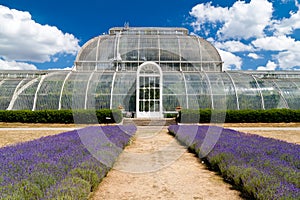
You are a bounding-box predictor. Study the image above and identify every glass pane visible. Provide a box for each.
[155,89,160,99]
[150,101,154,112]
[155,101,159,111]
[145,101,149,112]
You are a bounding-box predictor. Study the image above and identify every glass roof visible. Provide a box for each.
[75,27,222,72]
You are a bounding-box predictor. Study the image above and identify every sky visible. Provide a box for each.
[0,0,300,71]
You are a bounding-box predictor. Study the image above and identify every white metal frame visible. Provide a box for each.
[136,62,163,118]
[225,71,240,110]
[32,75,47,111]
[58,71,72,110]
[251,75,265,110]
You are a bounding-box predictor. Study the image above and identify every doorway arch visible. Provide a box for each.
[136,62,163,118]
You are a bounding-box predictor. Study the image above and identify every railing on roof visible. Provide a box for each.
[109,27,189,36]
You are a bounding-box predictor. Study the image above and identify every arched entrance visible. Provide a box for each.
[136,62,162,118]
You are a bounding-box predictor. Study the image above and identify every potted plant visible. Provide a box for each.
[175,106,182,111]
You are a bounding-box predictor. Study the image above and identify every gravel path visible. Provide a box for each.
[90,126,243,200]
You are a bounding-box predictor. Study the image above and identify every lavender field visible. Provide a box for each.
[0,125,136,200]
[168,125,300,200]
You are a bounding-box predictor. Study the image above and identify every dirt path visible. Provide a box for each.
[90,126,243,200]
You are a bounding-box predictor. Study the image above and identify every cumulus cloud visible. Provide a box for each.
[276,50,300,69]
[190,2,229,32]
[214,40,254,52]
[252,35,299,51]
[218,0,273,40]
[272,1,300,35]
[257,60,277,70]
[190,0,273,40]
[0,59,37,70]
[248,53,262,59]
[217,49,242,70]
[190,0,300,70]
[48,67,73,71]
[0,5,80,69]
[252,35,300,69]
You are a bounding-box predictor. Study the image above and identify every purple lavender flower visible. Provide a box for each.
[169,125,300,199]
[0,125,136,199]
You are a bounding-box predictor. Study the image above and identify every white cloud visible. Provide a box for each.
[252,35,300,52]
[48,66,73,70]
[257,60,277,70]
[0,5,80,67]
[252,35,298,51]
[219,0,273,40]
[248,53,262,59]
[190,0,273,40]
[272,1,300,35]
[217,49,242,70]
[252,35,300,69]
[190,2,229,32]
[214,40,254,52]
[189,0,300,70]
[0,59,37,70]
[276,50,300,69]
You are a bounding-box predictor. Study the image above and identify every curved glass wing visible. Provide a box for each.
[111,72,136,111]
[0,79,25,110]
[35,72,69,110]
[86,72,114,110]
[273,80,300,109]
[13,78,40,110]
[184,72,211,109]
[162,72,186,111]
[228,72,263,110]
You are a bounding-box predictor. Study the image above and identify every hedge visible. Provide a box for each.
[0,109,122,124]
[2,108,300,124]
[177,108,300,123]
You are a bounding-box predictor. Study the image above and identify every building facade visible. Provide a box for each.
[1,27,300,118]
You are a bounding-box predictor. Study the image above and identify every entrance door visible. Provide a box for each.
[136,62,162,118]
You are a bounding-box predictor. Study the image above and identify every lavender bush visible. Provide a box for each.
[168,125,300,200]
[0,125,136,200]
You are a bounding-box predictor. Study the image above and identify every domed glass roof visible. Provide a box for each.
[75,27,222,72]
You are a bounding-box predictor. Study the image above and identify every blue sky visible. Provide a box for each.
[0,0,300,71]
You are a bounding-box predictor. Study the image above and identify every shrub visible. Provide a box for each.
[45,177,90,200]
[69,168,100,191]
[0,109,122,124]
[0,179,43,200]
[176,108,300,123]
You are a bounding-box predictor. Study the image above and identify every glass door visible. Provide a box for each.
[137,62,162,118]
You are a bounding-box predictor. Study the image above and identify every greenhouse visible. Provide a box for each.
[1,27,300,118]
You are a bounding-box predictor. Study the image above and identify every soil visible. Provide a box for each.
[0,122,87,128]
[90,126,243,200]
[213,123,300,144]
[236,130,300,144]
[0,123,94,147]
[0,130,64,148]
[222,122,300,127]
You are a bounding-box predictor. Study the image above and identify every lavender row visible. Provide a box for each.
[0,124,136,200]
[168,125,300,200]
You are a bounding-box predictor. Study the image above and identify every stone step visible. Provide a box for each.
[122,118,176,126]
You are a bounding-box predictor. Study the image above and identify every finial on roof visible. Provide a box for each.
[124,22,129,29]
